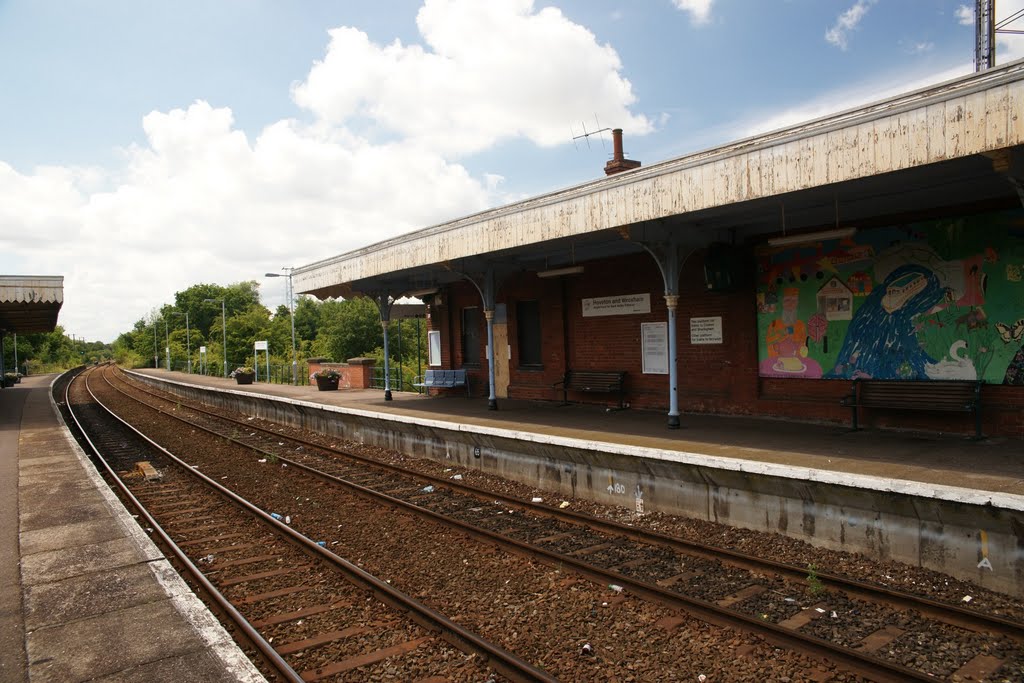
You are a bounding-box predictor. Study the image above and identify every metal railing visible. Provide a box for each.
[171,360,309,386]
[370,366,418,393]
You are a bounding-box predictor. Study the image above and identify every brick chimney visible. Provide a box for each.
[604,128,641,175]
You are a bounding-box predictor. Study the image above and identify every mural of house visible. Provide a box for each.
[817,276,853,321]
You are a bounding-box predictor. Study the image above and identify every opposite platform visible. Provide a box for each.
[0,374,265,683]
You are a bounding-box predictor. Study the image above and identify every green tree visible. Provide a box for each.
[312,297,382,362]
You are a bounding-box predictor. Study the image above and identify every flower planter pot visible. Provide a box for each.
[235,373,255,385]
[315,376,339,391]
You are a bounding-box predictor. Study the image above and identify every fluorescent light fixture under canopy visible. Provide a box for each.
[537,265,585,278]
[767,227,857,247]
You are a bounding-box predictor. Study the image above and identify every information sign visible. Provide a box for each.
[641,322,668,374]
[690,316,723,344]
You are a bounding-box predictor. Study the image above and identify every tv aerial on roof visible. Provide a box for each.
[570,115,611,152]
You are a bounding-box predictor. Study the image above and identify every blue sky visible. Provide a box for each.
[1,0,1021,342]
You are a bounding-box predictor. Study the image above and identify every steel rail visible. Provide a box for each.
[64,368,305,683]
[107,368,940,682]
[89,366,558,683]
[116,367,1024,641]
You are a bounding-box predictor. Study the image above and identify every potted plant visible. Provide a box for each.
[231,366,255,385]
[2,372,17,388]
[311,368,340,391]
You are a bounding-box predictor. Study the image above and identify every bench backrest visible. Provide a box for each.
[451,369,467,384]
[422,369,439,384]
[565,370,626,389]
[857,379,981,408]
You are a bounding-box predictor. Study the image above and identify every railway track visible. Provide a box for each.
[63,366,556,683]
[73,364,1024,680]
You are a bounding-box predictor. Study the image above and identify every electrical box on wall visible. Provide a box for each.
[703,243,747,292]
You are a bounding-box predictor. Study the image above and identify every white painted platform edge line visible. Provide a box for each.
[133,371,1024,513]
[47,373,269,683]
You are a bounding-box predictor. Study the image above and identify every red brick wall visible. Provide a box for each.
[421,251,1023,438]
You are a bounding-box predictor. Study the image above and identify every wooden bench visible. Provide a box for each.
[413,369,470,397]
[839,379,983,438]
[554,370,627,410]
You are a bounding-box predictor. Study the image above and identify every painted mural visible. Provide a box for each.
[756,208,1024,384]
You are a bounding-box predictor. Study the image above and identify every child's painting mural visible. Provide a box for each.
[756,208,1024,384]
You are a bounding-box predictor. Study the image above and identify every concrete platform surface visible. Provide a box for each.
[0,375,266,683]
[136,368,1024,505]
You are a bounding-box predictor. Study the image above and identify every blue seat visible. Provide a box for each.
[413,368,469,397]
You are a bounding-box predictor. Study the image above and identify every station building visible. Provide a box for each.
[294,60,1024,439]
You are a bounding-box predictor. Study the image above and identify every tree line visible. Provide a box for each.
[1,328,109,376]
[111,281,429,388]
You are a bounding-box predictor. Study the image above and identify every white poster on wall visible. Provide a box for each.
[427,330,441,366]
[582,293,651,317]
[641,322,669,374]
[690,316,723,344]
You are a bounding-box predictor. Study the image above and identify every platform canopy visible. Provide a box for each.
[293,59,1024,300]
[0,275,64,333]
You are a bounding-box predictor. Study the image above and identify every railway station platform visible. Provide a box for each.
[135,368,1024,500]
[132,368,1024,598]
[0,374,265,683]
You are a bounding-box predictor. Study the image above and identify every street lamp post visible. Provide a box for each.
[203,298,228,377]
[265,268,297,384]
[184,311,191,373]
[167,310,191,373]
[163,318,171,370]
[152,321,159,368]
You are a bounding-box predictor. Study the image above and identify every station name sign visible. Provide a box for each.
[582,293,651,318]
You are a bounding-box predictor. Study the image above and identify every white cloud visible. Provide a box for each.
[292,0,651,156]
[955,5,974,26]
[0,0,650,342]
[825,0,877,50]
[671,0,714,25]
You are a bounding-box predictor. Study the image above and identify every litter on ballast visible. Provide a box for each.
[580,643,594,656]
[815,608,826,613]
[531,497,543,503]
[608,584,623,593]
[962,595,973,603]
[559,501,570,509]
[285,515,291,524]
[422,485,435,493]
[258,459,267,463]
[270,512,283,521]
[831,611,838,618]
[451,474,463,480]
[317,541,326,547]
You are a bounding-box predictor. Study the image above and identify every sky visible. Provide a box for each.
[2,0,1022,343]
